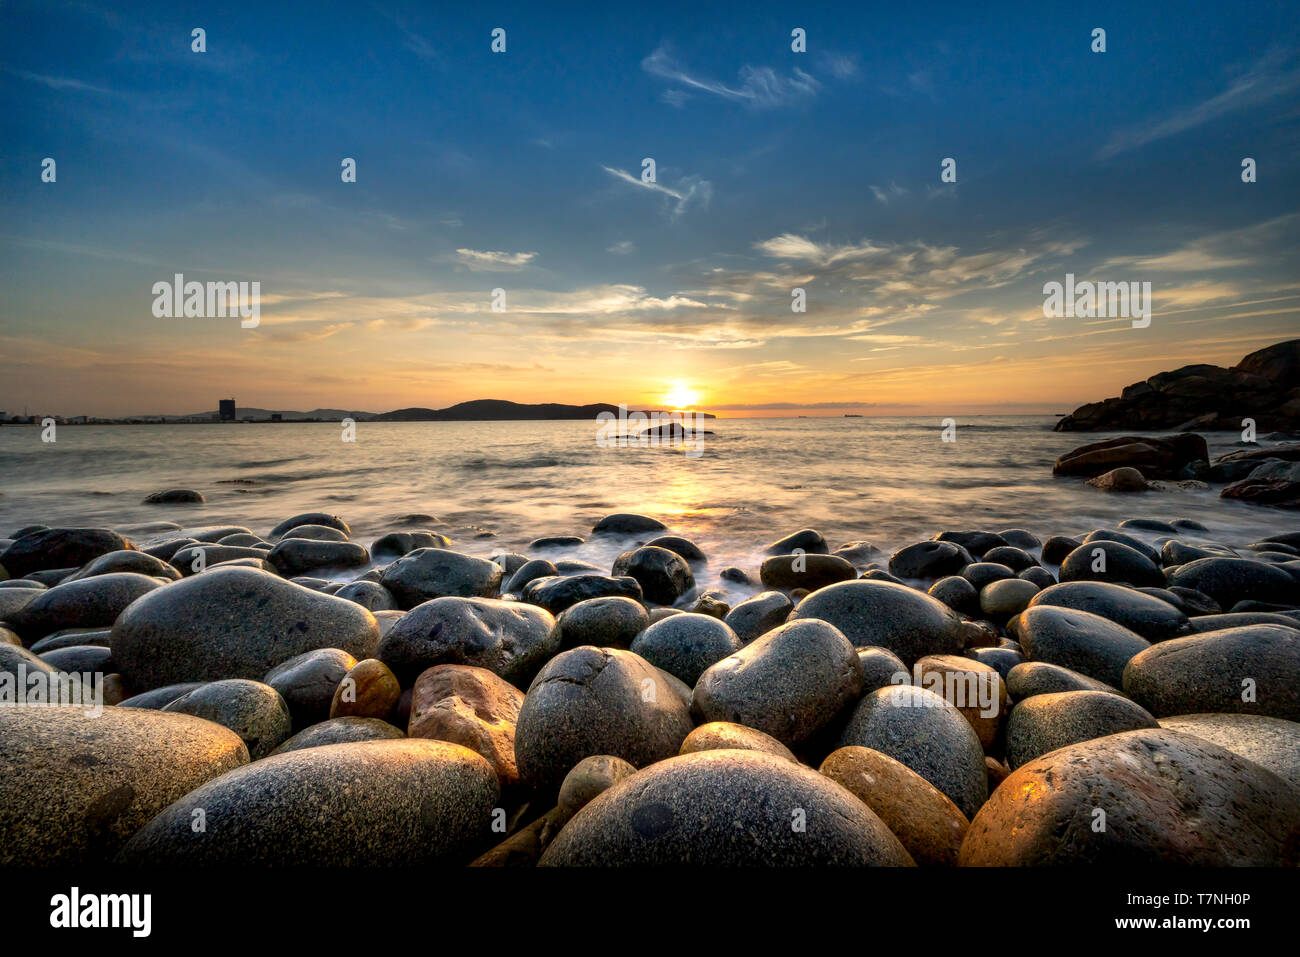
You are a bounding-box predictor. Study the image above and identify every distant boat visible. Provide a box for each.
[844,414,863,418]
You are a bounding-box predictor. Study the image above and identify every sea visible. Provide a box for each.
[1,416,1295,599]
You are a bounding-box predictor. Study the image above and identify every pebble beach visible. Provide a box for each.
[3,501,1299,867]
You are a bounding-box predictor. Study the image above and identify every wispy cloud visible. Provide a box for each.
[601,165,713,220]
[453,248,538,271]
[642,45,820,109]
[1098,51,1300,159]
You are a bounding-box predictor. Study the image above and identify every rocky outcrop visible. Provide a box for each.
[1053,434,1208,479]
[1054,339,1300,432]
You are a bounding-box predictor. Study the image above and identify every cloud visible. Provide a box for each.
[607,241,637,255]
[454,249,538,271]
[601,165,713,220]
[1103,213,1297,272]
[870,183,909,205]
[1097,52,1300,160]
[7,69,116,96]
[642,46,819,109]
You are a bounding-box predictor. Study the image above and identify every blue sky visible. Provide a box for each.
[2,0,1298,416]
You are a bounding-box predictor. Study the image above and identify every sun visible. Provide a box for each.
[662,383,700,410]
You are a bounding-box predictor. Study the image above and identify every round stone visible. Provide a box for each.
[557,754,638,815]
[407,663,525,789]
[838,685,988,820]
[264,648,357,731]
[162,678,292,760]
[522,574,642,615]
[333,580,398,611]
[0,705,248,865]
[377,596,559,687]
[514,647,694,794]
[611,546,695,605]
[630,613,742,687]
[979,578,1039,620]
[1059,541,1165,588]
[679,721,798,762]
[538,749,915,866]
[1167,557,1298,609]
[889,541,972,580]
[118,739,500,865]
[0,527,133,578]
[330,658,401,722]
[1027,581,1191,641]
[820,745,969,866]
[723,590,793,644]
[1158,713,1300,790]
[959,728,1300,865]
[556,596,648,650]
[269,512,351,539]
[5,573,163,643]
[591,513,667,536]
[1005,661,1123,699]
[271,716,406,755]
[378,548,503,608]
[1016,605,1151,687]
[1005,690,1159,768]
[692,618,863,750]
[759,553,857,591]
[929,575,980,616]
[109,566,380,691]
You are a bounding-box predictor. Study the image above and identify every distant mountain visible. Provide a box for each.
[374,399,715,421]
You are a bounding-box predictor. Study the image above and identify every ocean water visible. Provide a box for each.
[1,416,1295,599]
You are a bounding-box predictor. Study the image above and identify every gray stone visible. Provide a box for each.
[118,739,499,865]
[557,596,648,650]
[1005,661,1123,699]
[591,513,667,535]
[1159,713,1300,790]
[1027,580,1191,641]
[271,716,406,755]
[378,548,503,608]
[280,524,350,542]
[1122,624,1300,720]
[0,527,133,578]
[838,685,988,820]
[759,553,856,591]
[1167,557,1299,609]
[790,580,979,666]
[378,596,559,686]
[1059,540,1165,587]
[1005,690,1159,769]
[371,530,450,559]
[0,705,248,865]
[6,573,163,642]
[514,647,694,794]
[505,558,558,595]
[722,590,793,644]
[889,541,972,580]
[1017,605,1150,687]
[162,678,292,760]
[110,566,380,691]
[612,546,695,605]
[63,550,181,582]
[522,574,642,614]
[630,613,742,686]
[693,619,863,750]
[858,646,909,692]
[117,682,206,709]
[333,580,398,611]
[269,512,351,539]
[267,539,369,576]
[765,529,829,555]
[264,648,358,731]
[557,754,638,816]
[538,750,915,866]
[644,536,707,563]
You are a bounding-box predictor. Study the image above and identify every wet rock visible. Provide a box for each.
[333,580,398,611]
[591,513,667,536]
[833,540,884,566]
[929,575,981,616]
[1028,580,1191,641]
[858,646,908,692]
[979,579,1039,621]
[933,531,1006,559]
[982,546,1037,571]
[378,596,559,686]
[1167,557,1298,609]
[330,658,401,722]
[271,716,405,755]
[961,562,1016,591]
[959,728,1300,865]
[759,553,856,591]
[514,646,694,794]
[378,548,503,608]
[913,654,1008,751]
[998,529,1041,550]
[612,546,695,605]
[630,613,742,687]
[1052,434,1209,478]
[1159,713,1300,790]
[163,678,292,760]
[1005,661,1123,699]
[723,590,794,644]
[6,573,164,643]
[765,529,829,555]
[264,648,357,731]
[539,750,915,866]
[0,528,134,578]
[267,539,368,576]
[269,512,351,539]
[838,685,988,820]
[693,619,862,750]
[557,754,638,815]
[820,746,969,866]
[280,524,351,542]
[118,682,206,710]
[63,550,181,582]
[1016,605,1150,687]
[39,644,114,673]
[504,558,558,596]
[1059,541,1165,588]
[791,580,978,666]
[407,664,525,789]
[556,596,648,650]
[1019,566,1056,589]
[371,530,450,559]
[1186,611,1300,632]
[170,544,271,574]
[110,566,380,691]
[522,574,642,615]
[529,535,585,551]
[690,593,729,618]
[645,536,707,564]
[1086,467,1150,491]
[679,721,797,762]
[1005,690,1158,768]
[889,541,973,580]
[1122,624,1300,720]
[1041,536,1081,566]
[142,488,205,504]
[118,739,499,865]
[0,705,248,865]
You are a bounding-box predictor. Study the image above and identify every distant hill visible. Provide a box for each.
[177,408,380,421]
[375,399,716,421]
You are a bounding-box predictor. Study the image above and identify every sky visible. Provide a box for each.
[1,0,1298,418]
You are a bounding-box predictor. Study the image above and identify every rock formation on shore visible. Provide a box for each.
[1054,339,1300,433]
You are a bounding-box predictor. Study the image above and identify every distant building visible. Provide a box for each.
[270,413,282,422]
[219,398,236,421]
